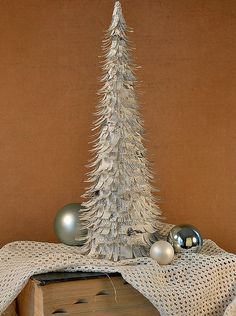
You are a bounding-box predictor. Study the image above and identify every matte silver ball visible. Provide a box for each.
[150,240,175,265]
[54,203,87,246]
[167,224,203,254]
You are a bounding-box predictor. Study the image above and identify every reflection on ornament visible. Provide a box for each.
[150,240,174,265]
[54,203,87,246]
[167,224,203,254]
[63,214,74,226]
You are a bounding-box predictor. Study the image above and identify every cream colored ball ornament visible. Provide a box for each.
[150,240,175,265]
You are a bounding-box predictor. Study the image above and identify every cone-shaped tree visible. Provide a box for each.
[80,1,162,261]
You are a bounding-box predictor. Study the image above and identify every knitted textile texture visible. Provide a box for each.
[0,225,235,316]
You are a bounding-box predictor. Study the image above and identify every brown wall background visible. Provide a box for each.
[0,0,235,253]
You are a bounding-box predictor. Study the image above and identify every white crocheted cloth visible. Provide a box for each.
[0,227,235,315]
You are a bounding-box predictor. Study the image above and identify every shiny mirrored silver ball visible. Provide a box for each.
[167,224,203,254]
[54,203,87,246]
[150,240,175,265]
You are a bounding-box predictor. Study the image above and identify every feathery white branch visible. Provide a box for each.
[79,1,162,261]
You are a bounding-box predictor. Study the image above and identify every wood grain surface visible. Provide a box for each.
[17,275,160,316]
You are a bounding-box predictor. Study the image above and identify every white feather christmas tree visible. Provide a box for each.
[80,1,162,261]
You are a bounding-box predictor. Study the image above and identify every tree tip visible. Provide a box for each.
[113,1,122,15]
[115,1,121,7]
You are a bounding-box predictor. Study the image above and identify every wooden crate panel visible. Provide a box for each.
[17,275,160,316]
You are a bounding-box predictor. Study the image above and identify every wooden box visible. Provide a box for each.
[16,272,160,316]
[2,302,17,316]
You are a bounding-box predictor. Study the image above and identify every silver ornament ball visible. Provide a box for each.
[150,240,175,265]
[54,203,87,246]
[167,224,203,254]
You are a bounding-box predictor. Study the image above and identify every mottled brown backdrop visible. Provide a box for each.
[0,0,235,253]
